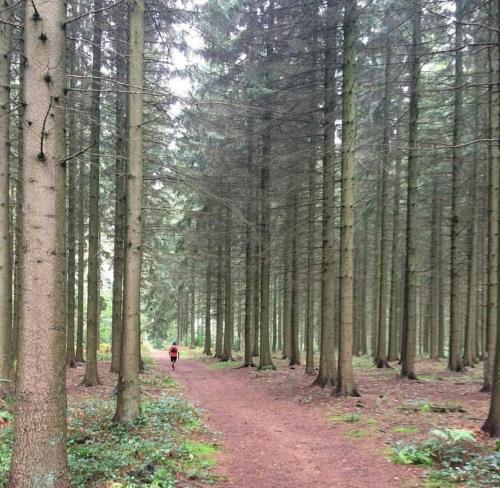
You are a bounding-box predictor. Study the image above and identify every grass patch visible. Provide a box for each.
[0,395,217,487]
[393,426,419,435]
[401,400,465,414]
[180,441,218,480]
[345,428,372,439]
[142,373,180,390]
[209,360,241,370]
[328,412,362,424]
[352,356,374,369]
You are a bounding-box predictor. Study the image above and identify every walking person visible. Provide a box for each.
[169,342,179,370]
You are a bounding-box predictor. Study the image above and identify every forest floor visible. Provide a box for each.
[158,351,498,488]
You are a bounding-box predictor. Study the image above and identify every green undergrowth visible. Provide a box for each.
[401,400,465,414]
[209,360,241,370]
[393,426,419,435]
[391,428,500,487]
[327,410,378,440]
[0,395,218,487]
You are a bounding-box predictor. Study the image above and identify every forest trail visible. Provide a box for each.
[152,352,420,488]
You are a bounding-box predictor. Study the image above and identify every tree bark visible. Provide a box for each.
[114,0,145,423]
[401,0,421,380]
[483,0,499,392]
[204,232,213,355]
[336,0,358,397]
[215,241,224,358]
[387,155,402,361]
[110,13,127,374]
[82,0,103,387]
[0,0,12,385]
[448,0,465,372]
[8,0,69,482]
[75,150,86,364]
[259,109,274,370]
[65,43,77,368]
[375,44,392,369]
[428,179,440,359]
[314,0,337,387]
[289,191,301,367]
[243,200,254,366]
[222,207,233,360]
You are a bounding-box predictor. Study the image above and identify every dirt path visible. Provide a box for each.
[153,352,420,488]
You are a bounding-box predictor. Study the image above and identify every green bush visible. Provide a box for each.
[391,428,500,487]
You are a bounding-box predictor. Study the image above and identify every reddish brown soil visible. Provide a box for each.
[153,352,425,488]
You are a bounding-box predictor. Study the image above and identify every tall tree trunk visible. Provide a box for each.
[83,0,103,387]
[222,208,233,360]
[449,0,465,372]
[482,0,500,431]
[259,109,274,370]
[204,233,213,355]
[75,152,86,364]
[289,191,301,366]
[114,0,145,423]
[483,0,499,392]
[12,0,25,369]
[375,44,392,369]
[110,14,127,374]
[281,205,292,359]
[215,241,224,358]
[463,132,480,367]
[0,0,12,385]
[272,276,278,353]
[305,163,316,372]
[243,201,254,366]
[314,0,337,387]
[336,0,358,397]
[66,44,77,368]
[387,155,402,361]
[305,0,319,375]
[401,0,421,380]
[253,209,261,357]
[191,265,197,348]
[428,179,440,359]
[8,0,69,482]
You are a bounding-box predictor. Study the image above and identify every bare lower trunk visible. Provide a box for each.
[204,233,213,355]
[83,0,103,387]
[315,1,337,387]
[448,0,465,373]
[401,0,421,381]
[259,110,274,370]
[110,14,127,374]
[375,44,392,369]
[215,241,224,358]
[336,0,358,397]
[222,208,233,361]
[289,192,301,367]
[483,0,499,392]
[244,202,254,366]
[75,154,86,364]
[114,0,145,423]
[8,0,69,483]
[0,0,12,385]
[387,155,402,361]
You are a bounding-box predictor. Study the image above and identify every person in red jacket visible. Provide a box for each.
[169,342,179,370]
